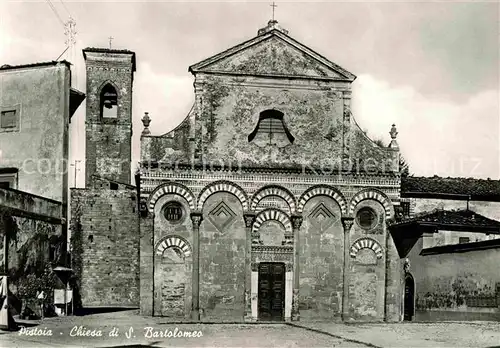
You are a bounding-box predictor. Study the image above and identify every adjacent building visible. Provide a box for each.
[0,61,84,317]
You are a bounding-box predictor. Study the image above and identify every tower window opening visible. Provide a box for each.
[100,83,118,118]
[248,109,294,147]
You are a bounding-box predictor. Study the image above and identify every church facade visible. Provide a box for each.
[137,21,402,322]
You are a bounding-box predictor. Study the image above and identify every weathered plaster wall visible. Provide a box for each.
[412,198,500,221]
[299,196,343,320]
[70,186,139,308]
[197,75,343,169]
[0,214,64,314]
[0,64,70,202]
[407,238,500,321]
[153,193,193,317]
[199,192,245,320]
[84,51,134,185]
[348,200,387,321]
[143,72,397,172]
[423,230,500,249]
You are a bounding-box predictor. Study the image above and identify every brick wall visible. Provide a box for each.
[84,50,134,186]
[70,185,139,308]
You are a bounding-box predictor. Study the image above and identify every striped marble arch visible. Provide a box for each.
[251,185,297,213]
[197,180,249,211]
[156,235,192,258]
[297,185,347,215]
[350,237,383,259]
[349,189,393,219]
[252,208,292,235]
[148,182,196,213]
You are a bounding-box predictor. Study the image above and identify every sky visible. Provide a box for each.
[1,0,499,187]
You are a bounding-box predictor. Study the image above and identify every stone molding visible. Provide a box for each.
[148,182,196,213]
[349,188,394,219]
[251,185,297,213]
[349,237,383,259]
[253,208,292,235]
[297,185,347,214]
[197,180,249,211]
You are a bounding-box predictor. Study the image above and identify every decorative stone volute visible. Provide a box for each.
[258,20,289,36]
[141,112,151,136]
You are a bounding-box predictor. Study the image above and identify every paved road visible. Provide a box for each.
[1,310,499,348]
[0,311,366,348]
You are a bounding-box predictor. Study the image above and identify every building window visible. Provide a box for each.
[459,237,470,244]
[0,106,20,132]
[248,109,295,147]
[0,169,18,189]
[164,202,184,223]
[100,83,118,118]
[356,207,378,230]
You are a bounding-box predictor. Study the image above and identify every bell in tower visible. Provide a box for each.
[100,83,118,118]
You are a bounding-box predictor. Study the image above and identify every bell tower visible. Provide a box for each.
[83,48,136,187]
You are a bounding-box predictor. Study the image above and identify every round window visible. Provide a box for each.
[164,202,184,223]
[356,207,378,230]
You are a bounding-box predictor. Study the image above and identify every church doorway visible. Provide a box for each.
[258,262,285,321]
[404,273,415,321]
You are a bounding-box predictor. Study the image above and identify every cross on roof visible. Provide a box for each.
[270,2,277,21]
[108,36,114,49]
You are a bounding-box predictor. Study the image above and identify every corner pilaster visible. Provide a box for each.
[291,215,303,321]
[341,217,354,321]
[243,212,256,321]
[190,211,203,321]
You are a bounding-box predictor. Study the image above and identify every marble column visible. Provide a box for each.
[243,213,256,321]
[190,212,203,321]
[291,215,303,321]
[341,217,354,321]
[284,263,293,321]
[251,262,258,320]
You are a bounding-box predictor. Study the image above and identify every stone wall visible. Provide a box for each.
[0,63,70,202]
[199,192,246,320]
[152,193,193,318]
[299,196,344,320]
[70,185,139,308]
[347,200,387,321]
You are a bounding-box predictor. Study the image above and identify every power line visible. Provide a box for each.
[56,46,69,61]
[59,0,73,18]
[45,0,65,28]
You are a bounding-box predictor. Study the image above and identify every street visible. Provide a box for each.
[0,310,499,348]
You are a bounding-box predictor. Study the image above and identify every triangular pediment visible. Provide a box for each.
[189,29,356,81]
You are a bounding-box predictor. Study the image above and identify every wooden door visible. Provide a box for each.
[258,263,285,321]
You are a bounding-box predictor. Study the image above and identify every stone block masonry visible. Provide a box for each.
[71,184,139,308]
